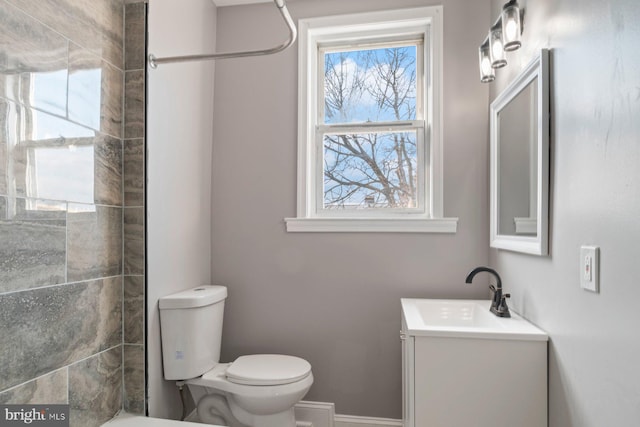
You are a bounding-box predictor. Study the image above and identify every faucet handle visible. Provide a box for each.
[489,285,499,307]
[495,293,511,318]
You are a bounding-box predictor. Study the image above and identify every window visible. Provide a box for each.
[286,7,458,233]
[322,42,423,213]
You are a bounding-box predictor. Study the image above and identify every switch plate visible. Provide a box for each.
[580,246,599,293]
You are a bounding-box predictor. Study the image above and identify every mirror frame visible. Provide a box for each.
[490,49,549,255]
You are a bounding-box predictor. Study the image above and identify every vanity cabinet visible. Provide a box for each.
[401,300,548,427]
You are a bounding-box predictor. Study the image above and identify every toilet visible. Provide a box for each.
[159,285,313,427]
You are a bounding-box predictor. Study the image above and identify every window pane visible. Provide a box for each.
[324,45,417,124]
[323,131,418,209]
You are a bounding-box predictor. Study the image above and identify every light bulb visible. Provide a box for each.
[489,25,507,68]
[481,57,492,75]
[505,19,518,41]
[492,38,504,58]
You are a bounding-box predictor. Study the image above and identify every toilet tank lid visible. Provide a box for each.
[159,285,227,309]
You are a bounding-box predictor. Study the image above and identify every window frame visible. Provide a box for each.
[286,6,458,233]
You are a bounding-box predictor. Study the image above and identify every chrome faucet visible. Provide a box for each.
[465,266,511,318]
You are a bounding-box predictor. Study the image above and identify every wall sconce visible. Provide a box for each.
[478,40,495,83]
[502,0,522,51]
[478,0,524,83]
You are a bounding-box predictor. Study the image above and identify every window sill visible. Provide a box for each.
[284,217,458,233]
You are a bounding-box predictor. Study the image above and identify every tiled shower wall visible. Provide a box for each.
[122,0,146,416]
[0,0,146,425]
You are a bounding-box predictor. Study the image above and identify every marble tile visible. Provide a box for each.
[67,204,122,282]
[6,0,124,68]
[124,207,144,275]
[69,346,122,427]
[0,196,67,294]
[124,138,144,206]
[0,368,67,404]
[0,1,68,117]
[124,275,143,344]
[0,98,124,206]
[124,70,144,139]
[0,277,122,391]
[123,344,145,414]
[68,43,123,139]
[125,3,146,71]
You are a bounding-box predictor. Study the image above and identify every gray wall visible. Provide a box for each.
[146,0,217,419]
[211,0,491,418]
[0,0,146,424]
[488,0,640,426]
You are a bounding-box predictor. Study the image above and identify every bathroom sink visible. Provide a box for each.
[401,299,547,341]
[401,299,548,427]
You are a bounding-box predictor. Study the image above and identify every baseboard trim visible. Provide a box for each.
[188,399,399,427]
[295,401,336,427]
[334,414,403,427]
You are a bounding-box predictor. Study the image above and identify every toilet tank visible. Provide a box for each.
[159,285,227,380]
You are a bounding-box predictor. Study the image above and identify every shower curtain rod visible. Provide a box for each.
[148,0,296,68]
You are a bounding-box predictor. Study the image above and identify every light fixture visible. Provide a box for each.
[478,0,524,83]
[478,40,495,83]
[489,22,507,69]
[501,0,522,51]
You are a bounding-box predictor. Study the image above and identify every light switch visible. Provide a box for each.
[580,246,599,293]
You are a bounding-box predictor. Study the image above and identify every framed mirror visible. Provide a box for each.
[490,49,549,255]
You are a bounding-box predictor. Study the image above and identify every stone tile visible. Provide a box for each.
[123,344,144,414]
[69,346,122,427]
[0,196,67,294]
[124,138,144,206]
[68,43,123,138]
[94,134,123,206]
[124,275,143,344]
[124,70,144,139]
[6,0,124,68]
[0,368,67,404]
[0,98,123,206]
[124,207,144,275]
[125,3,146,71]
[67,204,122,282]
[0,1,68,117]
[0,278,122,391]
[0,101,6,196]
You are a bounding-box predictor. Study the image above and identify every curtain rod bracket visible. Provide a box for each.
[148,0,296,69]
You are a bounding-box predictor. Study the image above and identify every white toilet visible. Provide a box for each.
[159,286,313,427]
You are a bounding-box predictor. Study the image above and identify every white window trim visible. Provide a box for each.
[285,6,458,233]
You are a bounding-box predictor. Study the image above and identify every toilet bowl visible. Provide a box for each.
[159,286,313,427]
[188,356,313,427]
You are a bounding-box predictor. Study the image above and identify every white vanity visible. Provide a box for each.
[401,299,548,427]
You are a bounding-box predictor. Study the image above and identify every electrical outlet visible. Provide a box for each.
[580,246,599,293]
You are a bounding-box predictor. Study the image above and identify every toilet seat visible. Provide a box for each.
[225,354,311,386]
